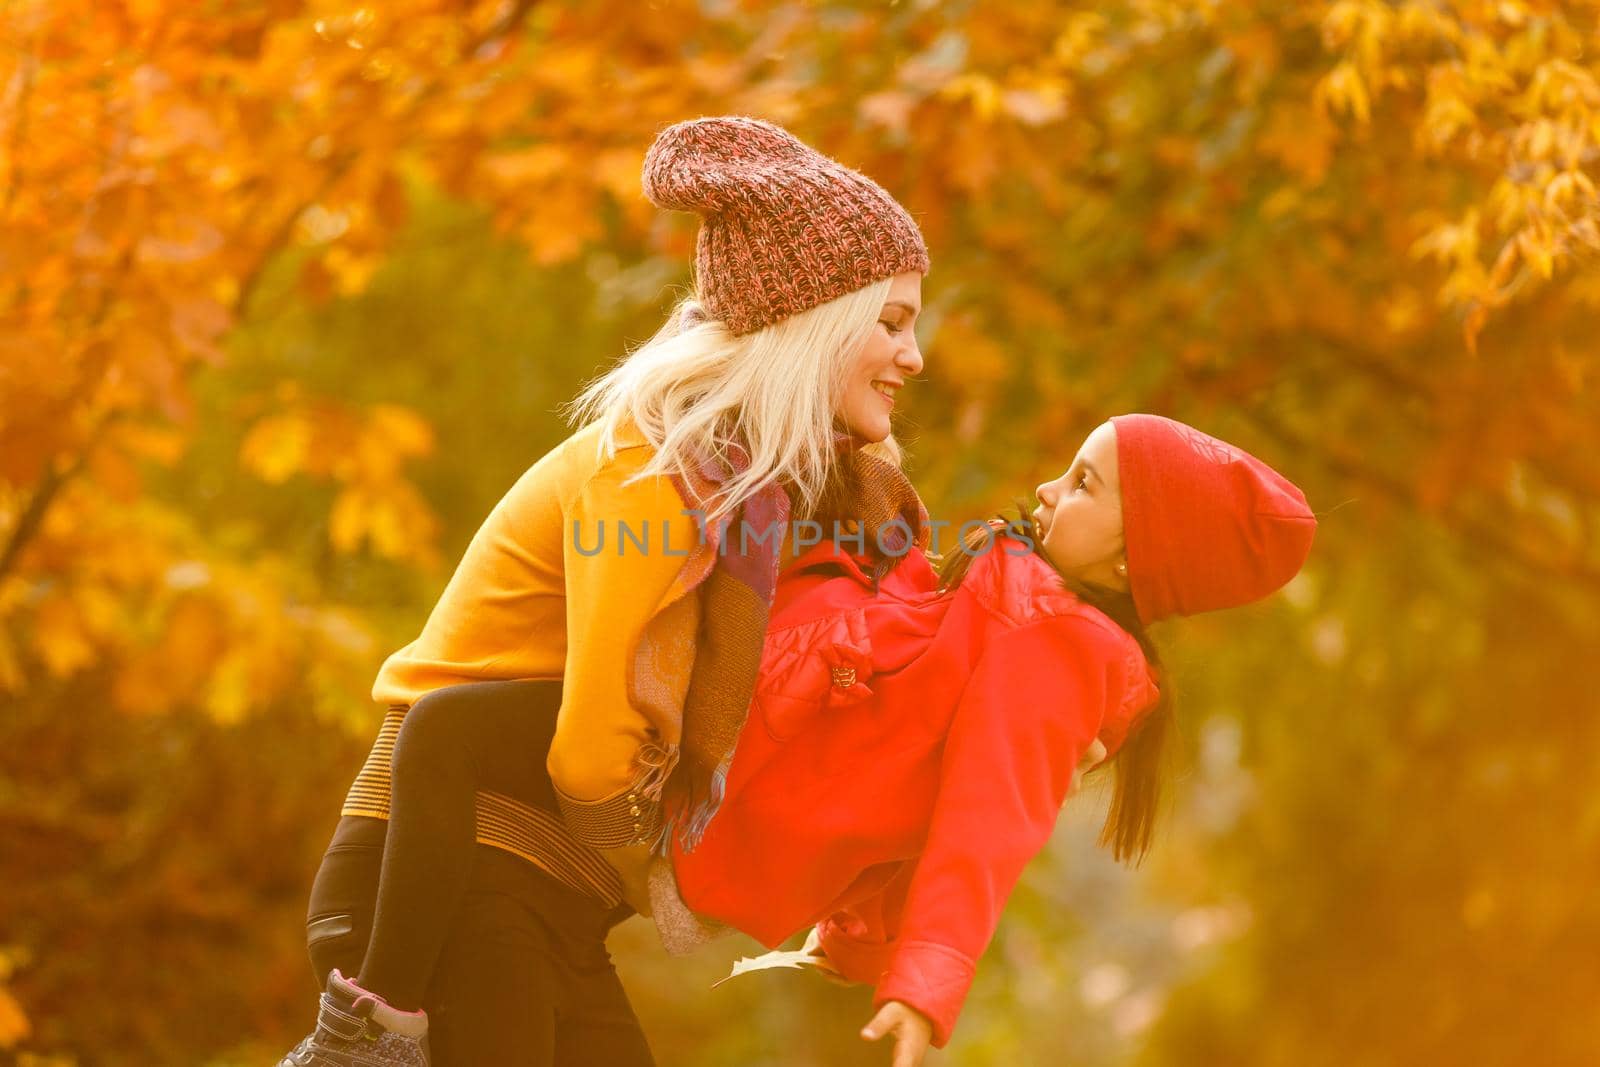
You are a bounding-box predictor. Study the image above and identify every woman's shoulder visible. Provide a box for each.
[486,418,685,534]
[497,417,650,483]
[540,417,679,497]
[564,416,657,474]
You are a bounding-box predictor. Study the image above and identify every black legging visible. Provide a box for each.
[303,678,656,1067]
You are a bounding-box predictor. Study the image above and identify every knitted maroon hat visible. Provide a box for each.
[641,116,930,336]
[1110,414,1317,626]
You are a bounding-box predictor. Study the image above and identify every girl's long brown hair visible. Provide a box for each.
[932,501,1175,866]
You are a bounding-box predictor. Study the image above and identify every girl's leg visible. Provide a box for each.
[304,813,389,986]
[291,678,653,1066]
[309,834,655,1067]
[355,678,566,1010]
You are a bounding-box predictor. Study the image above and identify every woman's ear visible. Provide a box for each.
[1112,558,1131,592]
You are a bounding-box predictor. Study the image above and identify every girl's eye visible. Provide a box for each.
[880,319,902,334]
[1074,474,1089,491]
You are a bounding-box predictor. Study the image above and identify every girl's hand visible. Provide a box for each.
[861,1000,933,1067]
[1068,738,1109,796]
[801,925,854,987]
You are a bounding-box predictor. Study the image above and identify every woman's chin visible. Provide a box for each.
[841,416,890,444]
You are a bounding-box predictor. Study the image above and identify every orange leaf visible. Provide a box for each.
[0,987,30,1049]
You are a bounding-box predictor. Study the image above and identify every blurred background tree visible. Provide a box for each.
[1,0,1596,1064]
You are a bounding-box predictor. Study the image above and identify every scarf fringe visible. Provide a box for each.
[647,760,730,858]
[680,763,728,852]
[633,738,680,804]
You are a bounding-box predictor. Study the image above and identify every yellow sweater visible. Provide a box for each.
[343,417,701,902]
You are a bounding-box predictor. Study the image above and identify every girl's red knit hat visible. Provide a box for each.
[641,116,929,336]
[1110,414,1317,627]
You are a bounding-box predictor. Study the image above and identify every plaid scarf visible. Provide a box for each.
[630,429,931,857]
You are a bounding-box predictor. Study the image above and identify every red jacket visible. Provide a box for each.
[670,528,1161,1048]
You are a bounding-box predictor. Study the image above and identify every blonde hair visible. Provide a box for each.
[561,277,902,525]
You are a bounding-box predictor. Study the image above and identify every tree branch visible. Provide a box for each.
[0,21,37,214]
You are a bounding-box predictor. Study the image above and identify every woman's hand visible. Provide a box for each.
[861,1000,933,1067]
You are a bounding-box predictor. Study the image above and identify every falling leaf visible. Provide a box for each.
[711,947,843,989]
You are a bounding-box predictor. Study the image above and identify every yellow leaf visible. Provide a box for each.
[368,495,409,559]
[1545,170,1595,211]
[240,413,313,484]
[329,486,371,554]
[206,652,252,725]
[1528,119,1554,160]
[1052,12,1105,67]
[1518,229,1554,281]
[324,245,380,297]
[940,74,1003,121]
[481,145,568,186]
[1320,0,1366,49]
[360,481,439,565]
[1260,185,1302,220]
[1420,91,1475,152]
[1001,86,1067,127]
[0,986,30,1049]
[368,405,434,458]
[32,596,95,679]
[592,147,642,203]
[1315,61,1371,124]
[711,946,842,989]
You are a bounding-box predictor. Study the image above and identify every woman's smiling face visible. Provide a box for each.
[836,272,924,443]
[1031,421,1130,592]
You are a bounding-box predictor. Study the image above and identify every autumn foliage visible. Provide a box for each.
[2,2,1598,1064]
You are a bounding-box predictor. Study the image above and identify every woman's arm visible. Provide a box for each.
[549,450,700,858]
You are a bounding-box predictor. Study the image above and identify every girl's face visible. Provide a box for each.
[1032,421,1130,592]
[837,272,924,443]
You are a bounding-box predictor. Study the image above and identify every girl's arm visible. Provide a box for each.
[860,614,1135,1048]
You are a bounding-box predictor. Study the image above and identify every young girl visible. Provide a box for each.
[648,412,1317,1066]
[278,114,932,1067]
[287,413,1315,1066]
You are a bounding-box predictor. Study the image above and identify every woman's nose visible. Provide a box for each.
[896,336,924,376]
[1035,481,1053,506]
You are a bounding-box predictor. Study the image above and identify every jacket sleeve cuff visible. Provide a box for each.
[553,778,663,849]
[873,939,977,1050]
[815,918,896,985]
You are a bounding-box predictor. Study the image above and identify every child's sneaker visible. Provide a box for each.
[277,969,429,1067]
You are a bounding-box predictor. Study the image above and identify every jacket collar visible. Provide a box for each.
[780,535,938,595]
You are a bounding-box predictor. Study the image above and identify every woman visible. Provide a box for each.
[278,115,932,1067]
